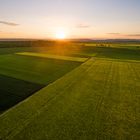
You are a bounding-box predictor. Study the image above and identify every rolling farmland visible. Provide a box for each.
[0,57,140,139]
[0,54,82,85]
[1,0,140,139]
[16,52,88,62]
[0,52,82,112]
[0,42,139,139]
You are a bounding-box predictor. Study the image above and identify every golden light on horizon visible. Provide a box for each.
[54,27,68,40]
[55,30,66,40]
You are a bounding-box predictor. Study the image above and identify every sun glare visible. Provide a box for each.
[55,31,66,39]
[54,28,68,40]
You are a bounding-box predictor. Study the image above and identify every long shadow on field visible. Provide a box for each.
[0,74,44,112]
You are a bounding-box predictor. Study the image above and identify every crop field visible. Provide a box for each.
[0,48,82,112]
[0,57,139,140]
[16,52,88,62]
[0,74,44,112]
[0,41,140,60]
[0,54,82,85]
[0,41,140,139]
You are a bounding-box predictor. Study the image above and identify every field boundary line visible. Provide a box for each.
[93,57,140,63]
[0,58,95,139]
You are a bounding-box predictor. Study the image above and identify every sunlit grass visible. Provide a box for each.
[16,52,88,62]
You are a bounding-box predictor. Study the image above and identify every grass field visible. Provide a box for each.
[0,42,140,139]
[0,51,82,112]
[0,42,140,60]
[0,58,139,140]
[0,74,44,111]
[16,52,88,62]
[0,54,81,85]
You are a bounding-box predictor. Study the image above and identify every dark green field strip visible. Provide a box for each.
[0,54,81,84]
[0,47,36,55]
[0,44,140,61]
[76,46,140,60]
[0,58,139,140]
[0,74,44,111]
[94,57,140,64]
[0,91,23,111]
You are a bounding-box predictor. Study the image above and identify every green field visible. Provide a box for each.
[0,58,139,140]
[0,41,140,60]
[0,51,82,112]
[16,52,88,62]
[0,74,44,112]
[0,54,81,84]
[0,42,140,139]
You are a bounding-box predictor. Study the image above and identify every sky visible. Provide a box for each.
[0,0,140,39]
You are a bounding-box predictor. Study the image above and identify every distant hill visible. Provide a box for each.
[0,38,140,43]
[68,38,140,43]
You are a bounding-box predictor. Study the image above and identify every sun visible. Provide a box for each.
[54,27,68,40]
[55,30,67,40]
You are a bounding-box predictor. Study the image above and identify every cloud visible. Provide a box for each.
[76,23,91,28]
[126,34,140,37]
[107,33,140,37]
[107,33,120,35]
[0,21,19,26]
